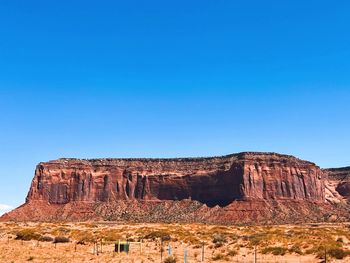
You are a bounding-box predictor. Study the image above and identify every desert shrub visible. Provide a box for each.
[27,256,34,261]
[288,245,303,255]
[212,253,229,261]
[262,246,288,256]
[54,236,70,243]
[163,256,177,263]
[71,230,95,244]
[39,236,54,242]
[226,249,238,257]
[96,229,122,242]
[305,246,322,256]
[182,235,200,244]
[248,233,266,246]
[51,227,70,236]
[214,243,223,248]
[15,229,41,241]
[212,233,227,248]
[144,230,171,241]
[229,233,239,242]
[328,248,350,259]
[336,237,344,243]
[306,243,345,259]
[192,243,203,249]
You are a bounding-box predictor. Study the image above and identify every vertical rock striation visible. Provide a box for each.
[27,152,325,206]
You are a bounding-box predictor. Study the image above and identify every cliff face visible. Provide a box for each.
[3,152,344,224]
[325,167,350,200]
[27,152,324,207]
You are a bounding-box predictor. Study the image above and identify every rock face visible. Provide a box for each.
[27,152,325,205]
[2,152,348,223]
[325,167,350,201]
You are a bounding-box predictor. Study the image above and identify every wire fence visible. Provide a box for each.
[1,238,346,263]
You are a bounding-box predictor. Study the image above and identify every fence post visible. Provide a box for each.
[184,246,188,263]
[201,243,204,262]
[168,244,172,256]
[254,246,257,263]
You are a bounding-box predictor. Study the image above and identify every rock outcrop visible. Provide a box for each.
[2,152,348,224]
[325,167,350,201]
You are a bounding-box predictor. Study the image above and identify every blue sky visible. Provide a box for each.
[0,1,350,210]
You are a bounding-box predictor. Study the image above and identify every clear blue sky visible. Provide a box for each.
[0,1,350,211]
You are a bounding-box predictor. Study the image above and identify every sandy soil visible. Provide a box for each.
[0,222,349,262]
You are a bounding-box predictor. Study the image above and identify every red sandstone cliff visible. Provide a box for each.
[324,167,350,201]
[2,152,347,224]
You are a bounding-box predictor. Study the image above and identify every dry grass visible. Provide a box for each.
[0,222,349,262]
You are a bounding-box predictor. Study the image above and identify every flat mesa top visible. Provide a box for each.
[40,152,316,166]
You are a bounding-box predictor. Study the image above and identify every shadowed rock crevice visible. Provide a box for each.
[150,165,245,207]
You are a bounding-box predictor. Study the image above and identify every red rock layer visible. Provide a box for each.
[2,152,339,223]
[325,167,350,200]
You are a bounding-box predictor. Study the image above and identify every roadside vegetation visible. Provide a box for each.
[2,222,350,261]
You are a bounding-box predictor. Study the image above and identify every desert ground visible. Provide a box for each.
[0,222,350,262]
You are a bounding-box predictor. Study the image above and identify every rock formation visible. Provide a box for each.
[1,152,348,224]
[325,167,350,201]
